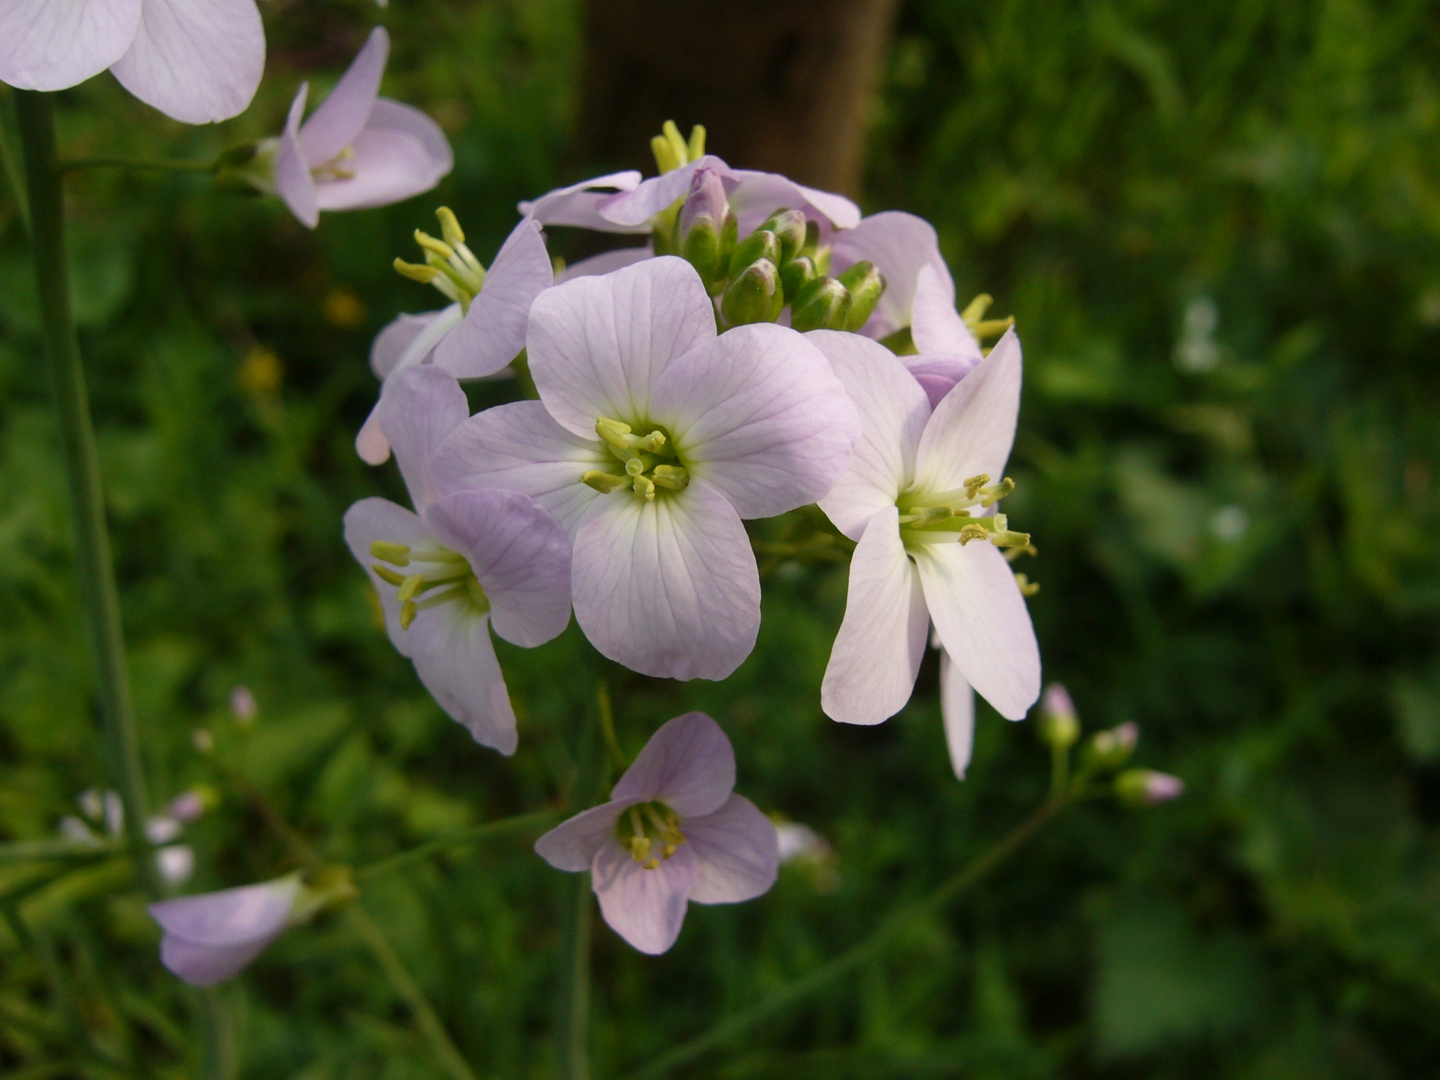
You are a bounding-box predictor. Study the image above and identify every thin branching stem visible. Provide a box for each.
[354,810,559,882]
[59,156,217,174]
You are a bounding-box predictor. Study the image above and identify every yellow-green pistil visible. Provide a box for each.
[896,473,1033,552]
[581,417,690,501]
[615,800,687,871]
[369,540,489,629]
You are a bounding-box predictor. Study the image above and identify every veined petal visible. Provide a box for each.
[527,257,716,438]
[592,840,698,955]
[726,168,862,233]
[407,604,518,754]
[342,498,437,653]
[434,218,553,378]
[939,649,976,779]
[830,211,945,340]
[570,479,760,681]
[275,84,319,229]
[913,328,1023,496]
[821,507,928,725]
[903,352,981,410]
[596,158,716,227]
[611,712,735,817]
[425,489,572,647]
[534,799,641,872]
[808,331,931,541]
[299,27,387,168]
[556,245,653,283]
[650,324,859,519]
[520,170,645,230]
[0,0,140,92]
[430,401,609,538]
[366,99,454,177]
[312,128,445,212]
[370,307,461,380]
[911,263,981,359]
[685,794,779,904]
[110,0,264,124]
[377,366,469,512]
[914,539,1040,721]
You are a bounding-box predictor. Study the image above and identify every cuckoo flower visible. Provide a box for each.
[356,213,552,465]
[811,329,1040,728]
[0,0,263,123]
[535,712,778,955]
[432,256,859,680]
[344,366,572,753]
[267,28,452,230]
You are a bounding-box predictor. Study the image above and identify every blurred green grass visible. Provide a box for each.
[3,0,1440,1076]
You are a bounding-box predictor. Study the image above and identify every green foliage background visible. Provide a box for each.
[3,0,1440,1075]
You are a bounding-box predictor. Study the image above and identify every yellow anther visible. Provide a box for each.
[400,600,417,629]
[435,206,465,247]
[396,574,425,602]
[687,124,706,161]
[372,564,406,587]
[663,120,688,165]
[958,524,990,545]
[393,257,438,283]
[370,541,411,565]
[633,430,667,453]
[991,529,1033,549]
[1004,541,1038,562]
[413,230,456,262]
[961,294,993,326]
[1015,572,1040,597]
[581,470,630,494]
[973,315,1015,337]
[651,465,689,491]
[979,477,1015,507]
[596,416,634,450]
[651,134,679,175]
[643,857,661,870]
[963,474,991,498]
[633,474,656,500]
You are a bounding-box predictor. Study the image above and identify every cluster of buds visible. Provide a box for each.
[1038,684,1185,807]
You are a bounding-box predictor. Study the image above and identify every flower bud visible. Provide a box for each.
[1084,721,1139,771]
[759,209,808,264]
[676,168,733,289]
[1037,682,1079,751]
[789,277,852,332]
[780,255,817,299]
[722,258,784,326]
[837,260,886,331]
[728,229,781,279]
[1115,769,1185,807]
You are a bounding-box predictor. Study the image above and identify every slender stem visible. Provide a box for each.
[621,794,1071,1080]
[354,810,559,882]
[59,156,217,174]
[0,837,123,865]
[596,681,627,771]
[196,988,235,1080]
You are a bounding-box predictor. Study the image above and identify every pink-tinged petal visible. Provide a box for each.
[110,0,264,124]
[592,840,699,955]
[0,0,139,91]
[726,168,862,232]
[903,353,981,410]
[520,170,645,230]
[596,158,717,227]
[911,263,982,359]
[821,507,928,725]
[808,331,931,541]
[534,799,641,872]
[914,539,1040,721]
[150,877,299,944]
[556,245,653,284]
[649,324,859,519]
[685,794,779,904]
[527,257,716,438]
[356,405,392,465]
[434,219,553,378]
[377,366,469,512]
[571,480,760,681]
[430,402,610,538]
[367,99,454,176]
[299,27,387,166]
[612,712,735,817]
[343,498,437,651]
[313,128,446,213]
[939,649,976,779]
[370,307,461,379]
[425,489,572,647]
[913,328,1023,496]
[160,932,276,986]
[275,84,319,229]
[830,211,945,339]
[406,604,518,754]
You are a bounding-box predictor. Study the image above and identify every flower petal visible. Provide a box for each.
[596,158,714,227]
[299,27,387,167]
[902,352,980,410]
[910,263,982,359]
[940,649,976,779]
[612,711,735,817]
[649,324,859,519]
[808,330,931,541]
[160,932,277,986]
[366,99,454,176]
[726,168,862,233]
[0,0,140,92]
[377,366,469,512]
[275,83,319,229]
[556,245,653,283]
[150,877,299,945]
[430,401,609,538]
[912,328,1023,496]
[370,307,461,380]
[592,840,699,954]
[570,480,760,681]
[312,127,446,213]
[526,256,716,438]
[830,211,945,339]
[520,170,645,230]
[425,489,572,647]
[110,0,264,124]
[434,218,553,378]
[342,498,438,653]
[914,538,1040,721]
[534,799,640,872]
[685,794,779,904]
[406,604,518,754]
[821,507,928,725]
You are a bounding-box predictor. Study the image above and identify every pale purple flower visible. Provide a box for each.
[168,790,207,823]
[1116,770,1185,806]
[64,789,194,884]
[432,256,859,680]
[265,28,451,229]
[0,0,264,124]
[812,328,1040,727]
[228,684,257,723]
[535,712,778,955]
[343,366,572,754]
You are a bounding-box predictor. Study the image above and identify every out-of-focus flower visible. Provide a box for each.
[238,346,283,404]
[1037,683,1079,750]
[344,366,572,754]
[1115,769,1185,806]
[536,712,777,955]
[323,287,368,329]
[63,789,195,884]
[228,684,257,724]
[432,256,859,680]
[0,0,264,124]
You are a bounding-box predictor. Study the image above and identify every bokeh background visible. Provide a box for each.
[4,0,1440,1076]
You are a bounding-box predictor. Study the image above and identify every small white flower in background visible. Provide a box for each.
[61,788,197,885]
[0,0,265,124]
[774,821,830,865]
[229,684,257,724]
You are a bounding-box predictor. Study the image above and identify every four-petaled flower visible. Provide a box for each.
[536,712,778,955]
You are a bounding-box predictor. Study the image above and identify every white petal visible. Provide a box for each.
[434,219,553,378]
[940,649,976,779]
[912,328,1023,496]
[160,933,276,986]
[370,307,460,379]
[430,401,609,538]
[356,405,392,465]
[110,0,264,124]
[597,158,714,227]
[902,353,980,410]
[150,877,299,944]
[591,840,698,955]
[808,330,931,541]
[376,366,469,512]
[556,245,653,283]
[685,794,779,904]
[342,498,438,653]
[519,170,645,230]
[649,324,859,519]
[534,799,638,872]
[914,539,1040,721]
[910,263,981,359]
[821,507,928,725]
[726,168,862,233]
[275,84,319,229]
[526,256,716,439]
[830,211,944,339]
[611,712,735,817]
[312,128,446,212]
[407,604,518,754]
[366,99,454,176]
[0,0,140,92]
[299,27,387,168]
[570,480,760,681]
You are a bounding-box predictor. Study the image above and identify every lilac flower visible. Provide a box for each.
[268,28,452,230]
[0,0,264,124]
[432,256,859,680]
[812,329,1041,728]
[536,712,778,955]
[343,366,572,753]
[63,788,195,884]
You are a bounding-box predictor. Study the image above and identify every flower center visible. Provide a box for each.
[369,540,490,629]
[614,800,687,871]
[392,207,487,313]
[896,474,1038,590]
[312,144,357,182]
[580,417,690,502]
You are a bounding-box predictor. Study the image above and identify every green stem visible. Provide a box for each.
[59,156,217,174]
[0,838,123,865]
[353,810,559,883]
[621,794,1070,1080]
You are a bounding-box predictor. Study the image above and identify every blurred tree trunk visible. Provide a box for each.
[577,0,901,197]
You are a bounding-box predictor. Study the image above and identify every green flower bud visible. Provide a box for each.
[1114,770,1184,807]
[790,277,852,332]
[728,229,781,279]
[759,209,808,264]
[837,260,886,332]
[1082,722,1139,772]
[721,259,784,326]
[1037,683,1079,751]
[780,255,817,299]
